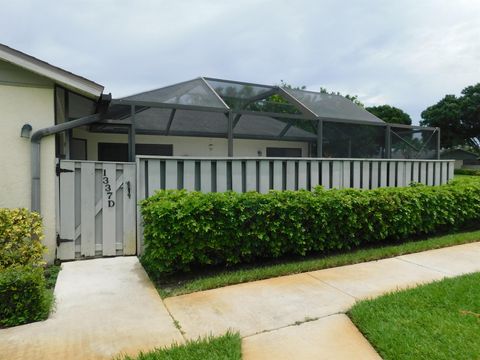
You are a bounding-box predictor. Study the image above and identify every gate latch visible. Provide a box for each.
[56,163,74,176]
[56,234,74,247]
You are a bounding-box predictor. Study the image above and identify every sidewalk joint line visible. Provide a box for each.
[304,272,359,301]
[394,257,452,276]
[161,297,187,342]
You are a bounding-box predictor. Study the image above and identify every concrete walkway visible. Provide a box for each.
[165,241,480,359]
[0,257,184,360]
[1,242,479,360]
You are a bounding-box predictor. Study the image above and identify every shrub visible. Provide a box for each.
[0,208,50,327]
[0,208,45,269]
[0,265,51,327]
[140,180,480,276]
[455,168,480,176]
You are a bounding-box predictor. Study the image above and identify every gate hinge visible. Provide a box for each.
[56,234,74,247]
[56,163,74,176]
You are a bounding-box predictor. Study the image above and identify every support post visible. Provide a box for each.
[227,112,233,157]
[436,127,441,159]
[316,119,323,157]
[385,124,391,159]
[128,105,136,162]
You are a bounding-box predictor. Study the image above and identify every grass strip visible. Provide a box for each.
[156,228,480,298]
[117,332,241,360]
[349,272,480,360]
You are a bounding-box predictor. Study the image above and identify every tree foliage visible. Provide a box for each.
[420,83,480,151]
[366,105,412,125]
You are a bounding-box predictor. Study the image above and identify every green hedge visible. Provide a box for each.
[0,208,45,269]
[0,265,50,327]
[0,208,49,327]
[140,180,480,276]
[455,168,480,176]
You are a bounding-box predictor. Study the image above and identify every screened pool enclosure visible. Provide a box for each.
[88,77,440,161]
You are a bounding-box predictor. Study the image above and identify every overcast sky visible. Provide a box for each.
[2,0,480,123]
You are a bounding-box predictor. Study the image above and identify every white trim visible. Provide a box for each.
[0,43,104,99]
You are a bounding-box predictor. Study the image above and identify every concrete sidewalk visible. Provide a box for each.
[0,257,183,360]
[1,242,479,360]
[164,241,480,359]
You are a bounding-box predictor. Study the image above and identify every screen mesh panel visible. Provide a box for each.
[123,78,227,109]
[323,121,385,158]
[390,127,438,159]
[284,88,382,123]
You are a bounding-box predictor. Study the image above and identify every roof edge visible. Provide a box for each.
[0,43,104,99]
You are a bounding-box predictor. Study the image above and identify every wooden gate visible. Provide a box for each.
[56,160,136,260]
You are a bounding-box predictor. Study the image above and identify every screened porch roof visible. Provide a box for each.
[95,77,383,141]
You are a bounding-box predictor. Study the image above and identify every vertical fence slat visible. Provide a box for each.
[420,162,427,184]
[136,159,145,255]
[448,161,454,182]
[412,162,419,183]
[232,161,243,192]
[362,162,370,189]
[427,163,434,185]
[259,160,269,193]
[298,161,307,190]
[216,160,227,192]
[342,161,350,188]
[165,160,178,190]
[434,162,441,186]
[321,161,330,189]
[200,160,211,192]
[332,161,341,188]
[59,161,75,260]
[380,161,388,187]
[371,162,379,189]
[184,160,195,191]
[353,161,361,188]
[286,161,295,190]
[123,164,136,255]
[102,163,117,256]
[397,162,405,187]
[388,162,396,187]
[80,162,95,257]
[273,160,283,190]
[310,161,319,189]
[246,160,257,191]
[405,162,412,186]
[148,160,160,196]
[441,162,448,184]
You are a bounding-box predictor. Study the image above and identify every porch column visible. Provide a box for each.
[227,111,233,157]
[316,119,323,157]
[128,105,136,162]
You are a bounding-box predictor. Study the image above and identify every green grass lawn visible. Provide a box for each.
[349,272,480,360]
[118,332,241,360]
[154,228,480,297]
[44,264,61,291]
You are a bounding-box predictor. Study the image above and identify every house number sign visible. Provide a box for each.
[102,170,115,208]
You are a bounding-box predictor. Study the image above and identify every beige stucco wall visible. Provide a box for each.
[73,128,310,159]
[0,84,56,263]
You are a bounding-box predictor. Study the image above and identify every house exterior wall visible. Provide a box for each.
[72,128,311,159]
[0,84,57,263]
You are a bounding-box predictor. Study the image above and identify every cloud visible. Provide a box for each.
[1,0,479,123]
